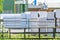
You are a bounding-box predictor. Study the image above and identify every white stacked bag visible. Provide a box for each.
[47,12,55,27]
[56,28,60,32]
[28,12,39,28]
[2,14,28,29]
[40,28,53,32]
[38,11,47,27]
[56,10,60,27]
[57,19,60,27]
[0,11,56,29]
[39,18,47,27]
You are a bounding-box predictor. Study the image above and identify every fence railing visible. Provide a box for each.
[0,18,60,40]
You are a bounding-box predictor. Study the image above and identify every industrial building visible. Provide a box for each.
[0,0,28,13]
[0,0,60,13]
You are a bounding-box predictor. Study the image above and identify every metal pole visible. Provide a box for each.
[9,28,11,39]
[53,28,56,38]
[54,12,57,27]
[24,28,26,39]
[39,28,40,40]
[53,12,57,38]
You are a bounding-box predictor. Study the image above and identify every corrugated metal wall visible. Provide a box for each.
[15,0,28,13]
[3,0,28,13]
[19,4,28,13]
[3,0,14,13]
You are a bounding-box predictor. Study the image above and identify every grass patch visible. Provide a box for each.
[0,33,60,40]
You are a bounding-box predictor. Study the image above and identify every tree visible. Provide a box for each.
[0,0,3,13]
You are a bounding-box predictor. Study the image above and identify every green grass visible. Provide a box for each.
[0,33,60,40]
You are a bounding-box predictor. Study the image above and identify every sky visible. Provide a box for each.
[28,0,60,4]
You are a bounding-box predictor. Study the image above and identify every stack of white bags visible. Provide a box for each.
[2,14,28,29]
[0,11,56,29]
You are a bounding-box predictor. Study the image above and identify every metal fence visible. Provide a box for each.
[0,17,60,40]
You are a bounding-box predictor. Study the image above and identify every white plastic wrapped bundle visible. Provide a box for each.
[28,12,39,28]
[29,12,39,18]
[37,11,47,27]
[2,14,28,29]
[29,18,39,28]
[1,14,21,19]
[40,28,53,32]
[47,12,54,19]
[56,10,60,27]
[3,19,27,22]
[29,11,47,28]
[29,29,38,32]
[0,11,56,29]
[29,18,39,22]
[47,20,55,27]
[39,18,47,27]
[25,29,38,32]
[47,12,55,27]
[56,28,60,32]
[38,11,47,18]
[56,10,60,18]
[40,28,46,32]
[57,19,60,27]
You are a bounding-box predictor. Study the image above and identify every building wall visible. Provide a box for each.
[15,0,28,13]
[3,0,28,13]
[28,8,54,12]
[3,0,14,13]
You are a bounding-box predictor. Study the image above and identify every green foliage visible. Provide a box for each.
[0,33,60,40]
[0,0,3,2]
[0,0,3,13]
